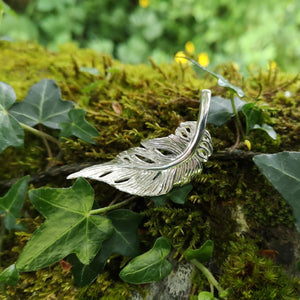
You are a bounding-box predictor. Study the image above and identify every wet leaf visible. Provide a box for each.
[59,108,99,144]
[0,176,29,230]
[185,240,214,263]
[208,96,246,126]
[0,264,19,286]
[16,178,114,271]
[253,152,300,231]
[0,81,24,153]
[9,79,74,129]
[119,237,173,284]
[187,58,244,97]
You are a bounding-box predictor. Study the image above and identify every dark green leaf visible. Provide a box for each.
[69,209,143,286]
[253,152,300,231]
[0,81,24,153]
[253,124,277,140]
[16,178,114,271]
[187,58,244,97]
[198,291,218,300]
[0,264,19,286]
[59,108,99,144]
[0,176,29,230]
[185,240,214,263]
[150,184,193,206]
[119,237,173,284]
[9,79,74,129]
[68,252,107,287]
[208,96,246,126]
[168,184,193,204]
[241,103,261,133]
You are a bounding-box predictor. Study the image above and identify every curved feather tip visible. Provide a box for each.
[67,89,213,196]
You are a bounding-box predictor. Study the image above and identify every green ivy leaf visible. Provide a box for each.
[150,183,193,206]
[241,103,276,139]
[185,240,214,263]
[59,108,99,144]
[198,291,218,300]
[0,176,29,230]
[16,178,114,271]
[208,96,246,126]
[69,209,143,286]
[0,264,19,286]
[0,81,24,153]
[241,103,261,133]
[187,58,244,97]
[119,237,173,284]
[253,124,277,140]
[253,152,300,231]
[9,79,74,129]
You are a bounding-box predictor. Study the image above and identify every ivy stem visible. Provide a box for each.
[190,259,225,296]
[89,196,136,215]
[230,92,244,138]
[20,123,60,146]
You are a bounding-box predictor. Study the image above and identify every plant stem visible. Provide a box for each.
[89,196,136,215]
[230,92,244,138]
[191,259,225,296]
[20,123,60,146]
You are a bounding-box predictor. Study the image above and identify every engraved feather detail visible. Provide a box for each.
[67,90,213,196]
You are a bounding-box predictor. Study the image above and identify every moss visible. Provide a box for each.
[219,236,299,300]
[0,41,300,298]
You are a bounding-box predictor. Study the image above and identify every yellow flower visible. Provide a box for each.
[139,0,149,8]
[185,41,195,54]
[198,52,209,67]
[174,51,188,64]
[267,61,277,70]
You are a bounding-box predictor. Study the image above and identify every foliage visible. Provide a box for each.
[119,237,173,284]
[254,152,300,230]
[0,79,99,154]
[1,1,300,72]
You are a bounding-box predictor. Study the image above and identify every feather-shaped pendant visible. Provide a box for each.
[67,89,213,196]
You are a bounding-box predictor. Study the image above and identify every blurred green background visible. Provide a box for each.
[1,0,300,72]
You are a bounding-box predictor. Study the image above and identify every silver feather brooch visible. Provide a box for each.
[67,89,213,196]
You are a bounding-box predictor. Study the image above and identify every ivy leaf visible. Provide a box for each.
[119,237,173,284]
[16,178,114,272]
[69,209,143,286]
[208,96,246,126]
[0,176,29,230]
[187,58,244,97]
[185,240,214,263]
[198,291,218,300]
[0,81,24,153]
[9,79,74,129]
[0,264,19,286]
[253,124,277,140]
[59,108,99,144]
[241,103,261,133]
[253,152,300,231]
[150,183,193,206]
[242,103,277,139]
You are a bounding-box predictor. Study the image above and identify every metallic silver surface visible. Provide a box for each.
[67,89,213,196]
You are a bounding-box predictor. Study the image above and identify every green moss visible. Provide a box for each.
[0,41,300,298]
[219,237,299,300]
